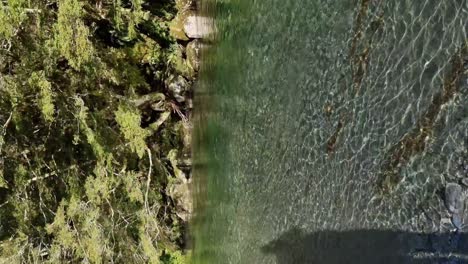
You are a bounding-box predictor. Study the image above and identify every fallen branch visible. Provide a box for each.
[144,148,152,211]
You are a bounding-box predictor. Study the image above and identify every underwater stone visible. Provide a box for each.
[452,214,463,229]
[461,178,468,187]
[445,183,464,214]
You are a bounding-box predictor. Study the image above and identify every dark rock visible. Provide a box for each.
[452,214,463,229]
[186,40,200,72]
[445,183,464,214]
[168,179,192,222]
[461,178,468,187]
[167,149,193,221]
[167,75,189,103]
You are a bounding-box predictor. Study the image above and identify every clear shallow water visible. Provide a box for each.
[192,0,468,263]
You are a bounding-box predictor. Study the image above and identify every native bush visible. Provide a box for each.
[0,0,192,262]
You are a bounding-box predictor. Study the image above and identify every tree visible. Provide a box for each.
[0,0,194,262]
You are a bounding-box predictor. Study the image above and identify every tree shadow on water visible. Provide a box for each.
[262,228,468,264]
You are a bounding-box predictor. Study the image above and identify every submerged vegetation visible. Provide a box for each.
[0,0,198,262]
[378,44,468,193]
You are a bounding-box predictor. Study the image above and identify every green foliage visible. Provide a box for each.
[168,149,185,181]
[55,0,94,69]
[0,0,29,39]
[131,36,162,65]
[139,210,162,264]
[29,71,55,122]
[3,75,23,109]
[75,97,108,159]
[115,104,150,158]
[46,198,109,263]
[0,174,7,188]
[105,47,149,90]
[168,44,195,78]
[128,0,145,39]
[123,171,145,203]
[0,0,193,263]
[140,231,162,264]
[161,250,190,264]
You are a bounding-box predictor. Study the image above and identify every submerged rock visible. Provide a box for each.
[461,178,468,187]
[452,214,463,229]
[445,183,464,214]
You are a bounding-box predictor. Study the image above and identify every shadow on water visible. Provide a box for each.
[262,228,468,264]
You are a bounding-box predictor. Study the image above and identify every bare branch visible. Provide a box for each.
[144,148,152,211]
[3,112,12,130]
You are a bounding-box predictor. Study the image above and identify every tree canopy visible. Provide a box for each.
[0,0,195,262]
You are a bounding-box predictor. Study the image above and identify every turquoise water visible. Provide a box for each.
[192,0,468,263]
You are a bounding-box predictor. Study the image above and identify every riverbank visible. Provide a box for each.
[0,0,201,262]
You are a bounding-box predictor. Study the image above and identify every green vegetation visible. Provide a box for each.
[0,0,195,262]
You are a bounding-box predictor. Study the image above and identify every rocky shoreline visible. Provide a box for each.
[165,0,212,222]
[164,0,216,258]
[0,0,214,262]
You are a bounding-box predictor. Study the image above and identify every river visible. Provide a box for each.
[192,0,468,263]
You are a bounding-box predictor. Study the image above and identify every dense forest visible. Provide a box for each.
[0,0,198,262]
